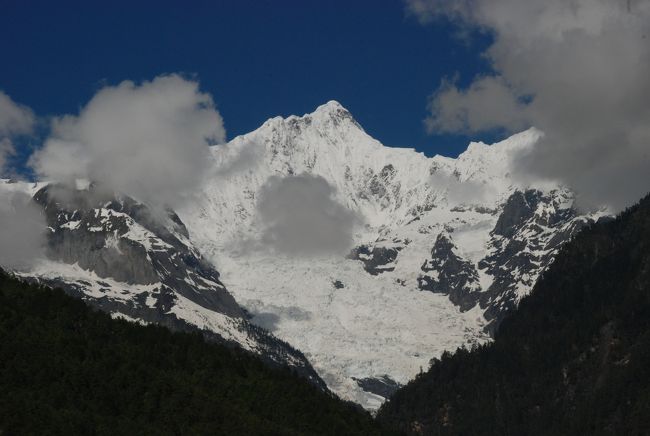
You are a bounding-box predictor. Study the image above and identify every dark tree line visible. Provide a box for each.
[377,192,650,435]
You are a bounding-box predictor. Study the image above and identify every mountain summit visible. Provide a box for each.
[1,102,606,411]
[177,102,606,409]
[312,99,351,115]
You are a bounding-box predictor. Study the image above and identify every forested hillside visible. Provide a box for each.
[377,193,650,435]
[0,272,385,435]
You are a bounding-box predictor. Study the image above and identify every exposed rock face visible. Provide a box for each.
[492,190,577,238]
[349,243,403,275]
[416,189,599,334]
[417,233,481,312]
[34,184,243,318]
[25,183,325,389]
[353,375,402,399]
[477,189,595,334]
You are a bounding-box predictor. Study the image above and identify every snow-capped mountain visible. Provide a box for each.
[177,101,607,410]
[0,180,324,388]
[0,101,608,412]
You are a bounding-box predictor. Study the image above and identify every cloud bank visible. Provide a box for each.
[213,138,264,179]
[0,139,13,175]
[0,190,46,271]
[0,91,35,175]
[430,170,497,207]
[29,74,225,208]
[407,0,650,211]
[256,174,360,256]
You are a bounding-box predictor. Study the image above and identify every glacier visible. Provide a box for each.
[176,101,606,410]
[0,100,608,411]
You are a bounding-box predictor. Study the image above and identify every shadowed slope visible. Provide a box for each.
[377,192,650,435]
[0,272,386,435]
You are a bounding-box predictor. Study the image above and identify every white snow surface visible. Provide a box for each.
[19,259,256,349]
[176,101,555,410]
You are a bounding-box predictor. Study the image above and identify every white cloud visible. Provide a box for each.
[0,91,35,175]
[256,174,361,256]
[0,91,34,137]
[213,138,264,178]
[408,0,650,211]
[426,76,529,134]
[0,138,14,176]
[0,190,46,271]
[29,74,225,208]
[430,170,497,206]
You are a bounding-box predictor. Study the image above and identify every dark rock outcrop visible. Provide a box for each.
[28,183,326,390]
[353,375,402,400]
[349,243,403,275]
[417,233,481,312]
[478,189,594,334]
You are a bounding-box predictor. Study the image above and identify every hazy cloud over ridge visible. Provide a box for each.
[0,91,35,175]
[430,170,497,207]
[0,91,34,137]
[407,0,650,210]
[256,174,361,256]
[0,190,46,271]
[29,74,225,208]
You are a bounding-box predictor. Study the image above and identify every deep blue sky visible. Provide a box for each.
[0,0,494,159]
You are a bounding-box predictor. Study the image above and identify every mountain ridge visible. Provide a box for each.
[175,101,606,408]
[0,101,607,410]
[4,181,325,389]
[377,191,650,435]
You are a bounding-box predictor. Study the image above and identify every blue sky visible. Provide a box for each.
[0,0,495,160]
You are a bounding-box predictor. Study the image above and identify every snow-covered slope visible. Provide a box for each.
[0,180,324,388]
[178,101,606,410]
[1,101,607,412]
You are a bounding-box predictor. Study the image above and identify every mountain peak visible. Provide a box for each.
[313,100,346,113]
[309,100,355,122]
[257,100,357,133]
[302,100,366,135]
